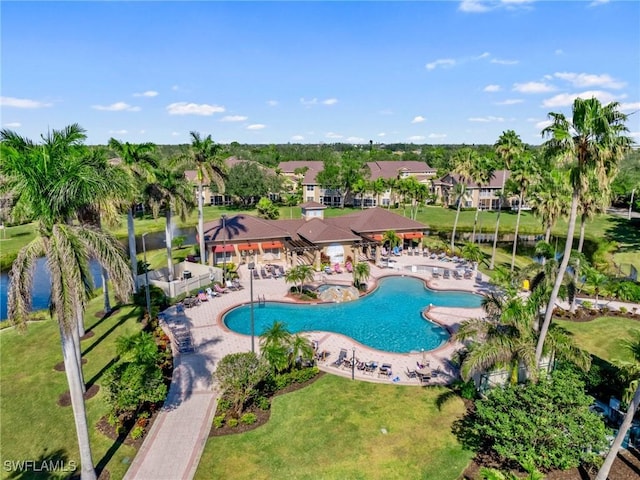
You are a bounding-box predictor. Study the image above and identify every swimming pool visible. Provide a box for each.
[223,276,483,353]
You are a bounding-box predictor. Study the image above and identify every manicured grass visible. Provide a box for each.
[0,299,144,479]
[555,316,640,364]
[196,375,473,480]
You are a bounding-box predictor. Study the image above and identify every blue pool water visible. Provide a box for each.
[223,276,483,353]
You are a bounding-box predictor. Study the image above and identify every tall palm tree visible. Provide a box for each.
[145,162,195,282]
[1,125,134,480]
[382,229,401,253]
[596,332,640,480]
[490,130,524,270]
[284,265,315,293]
[529,169,571,244]
[450,149,476,252]
[576,172,608,253]
[535,98,632,366]
[469,155,495,243]
[186,131,225,265]
[108,138,158,292]
[507,150,538,271]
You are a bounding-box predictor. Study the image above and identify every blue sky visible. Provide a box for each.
[1,1,639,146]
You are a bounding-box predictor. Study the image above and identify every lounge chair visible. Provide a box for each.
[226,280,241,291]
[407,249,413,256]
[334,263,342,274]
[278,265,286,276]
[405,367,418,379]
[364,361,377,374]
[261,267,271,279]
[443,269,450,279]
[198,291,208,302]
[324,265,333,275]
[214,284,229,294]
[453,270,462,280]
[345,262,353,273]
[392,246,401,256]
[332,348,347,367]
[378,363,392,377]
[432,267,440,278]
[464,270,473,280]
[475,272,483,282]
[253,268,260,280]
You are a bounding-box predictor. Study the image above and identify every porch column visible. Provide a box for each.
[314,250,321,271]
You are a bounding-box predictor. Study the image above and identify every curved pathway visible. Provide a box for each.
[123,256,492,479]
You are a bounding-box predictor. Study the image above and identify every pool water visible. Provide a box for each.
[223,276,483,353]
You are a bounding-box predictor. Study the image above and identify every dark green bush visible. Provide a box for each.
[227,418,238,428]
[256,396,270,410]
[213,415,225,429]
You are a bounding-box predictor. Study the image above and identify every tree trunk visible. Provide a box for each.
[127,207,138,293]
[471,205,481,243]
[60,325,97,480]
[73,308,86,393]
[596,384,640,480]
[545,226,551,243]
[535,189,579,365]
[165,208,174,282]
[489,177,506,270]
[510,190,524,271]
[198,181,206,265]
[577,212,587,253]
[101,268,111,313]
[451,196,463,253]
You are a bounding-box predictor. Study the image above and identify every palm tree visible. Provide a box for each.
[584,267,609,309]
[186,132,225,264]
[529,169,571,244]
[507,150,538,271]
[382,229,401,254]
[596,332,640,480]
[490,130,524,270]
[577,173,608,253]
[145,162,195,281]
[108,138,158,292]
[461,242,484,268]
[469,155,495,243]
[450,148,476,252]
[284,265,315,294]
[535,98,632,366]
[371,177,386,208]
[353,261,370,289]
[1,125,134,480]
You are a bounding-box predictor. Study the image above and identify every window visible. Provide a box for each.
[306,185,314,191]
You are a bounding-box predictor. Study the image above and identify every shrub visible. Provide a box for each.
[581,300,593,309]
[619,306,628,314]
[240,413,257,425]
[227,418,239,428]
[256,396,270,410]
[213,415,225,429]
[452,379,478,400]
[217,398,233,413]
[130,425,144,440]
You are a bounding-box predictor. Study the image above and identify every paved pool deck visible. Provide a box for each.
[122,254,640,480]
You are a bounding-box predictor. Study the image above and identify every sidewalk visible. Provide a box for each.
[123,257,487,479]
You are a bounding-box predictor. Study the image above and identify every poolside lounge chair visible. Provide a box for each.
[378,363,393,377]
[475,272,483,282]
[198,291,208,302]
[324,265,333,275]
[214,284,229,294]
[334,263,342,274]
[464,270,473,280]
[432,267,440,278]
[278,265,286,276]
[392,246,401,256]
[261,267,271,279]
[453,270,462,280]
[253,268,260,280]
[364,361,377,374]
[443,269,451,279]
[332,348,347,367]
[405,367,418,379]
[407,249,413,256]
[345,262,353,273]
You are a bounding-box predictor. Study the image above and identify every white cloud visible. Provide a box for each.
[92,102,140,112]
[468,116,505,122]
[108,129,128,134]
[346,136,365,143]
[291,135,304,141]
[458,0,491,13]
[166,102,225,116]
[428,133,447,139]
[0,96,52,108]
[323,98,338,106]
[171,131,181,136]
[542,90,620,108]
[325,132,343,139]
[484,84,501,92]
[378,132,387,137]
[3,122,21,127]
[425,58,456,70]
[619,102,640,113]
[300,97,318,106]
[496,99,524,105]
[407,135,426,142]
[555,49,564,55]
[246,124,266,130]
[477,52,491,59]
[266,100,279,107]
[629,131,640,142]
[535,119,553,130]
[553,72,625,89]
[491,58,519,65]
[133,90,158,97]
[513,81,556,93]
[221,115,248,122]
[411,115,426,123]
[589,0,610,7]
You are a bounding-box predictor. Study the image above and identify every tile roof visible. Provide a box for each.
[295,217,361,243]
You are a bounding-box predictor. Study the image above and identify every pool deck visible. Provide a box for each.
[124,255,490,480]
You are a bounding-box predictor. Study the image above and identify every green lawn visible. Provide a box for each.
[555,316,640,364]
[196,375,473,480]
[0,299,144,480]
